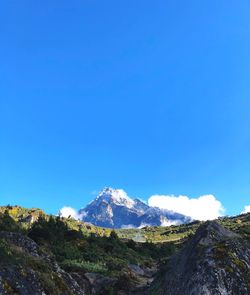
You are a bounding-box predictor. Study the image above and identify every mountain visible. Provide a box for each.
[0,205,250,294]
[78,187,191,228]
[151,220,250,295]
[0,205,185,294]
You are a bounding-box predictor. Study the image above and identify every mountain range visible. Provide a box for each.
[76,187,191,228]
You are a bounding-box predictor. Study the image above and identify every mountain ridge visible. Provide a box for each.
[77,187,191,228]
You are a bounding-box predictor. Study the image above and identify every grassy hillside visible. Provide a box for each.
[1,205,250,243]
[0,205,249,294]
[0,206,177,293]
[0,205,200,243]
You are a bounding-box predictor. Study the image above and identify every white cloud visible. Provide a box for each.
[59,206,81,220]
[241,205,250,214]
[148,194,225,221]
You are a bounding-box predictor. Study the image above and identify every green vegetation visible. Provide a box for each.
[117,221,200,243]
[0,233,74,294]
[28,216,176,278]
[0,210,22,232]
[220,214,250,239]
[0,205,250,294]
[0,208,177,288]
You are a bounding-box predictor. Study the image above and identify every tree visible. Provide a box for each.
[0,210,20,232]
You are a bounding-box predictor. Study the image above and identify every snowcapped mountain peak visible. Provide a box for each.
[78,187,191,228]
[97,187,135,208]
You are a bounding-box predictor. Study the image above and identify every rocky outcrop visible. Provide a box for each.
[1,211,250,295]
[0,231,156,295]
[0,232,87,295]
[84,273,117,294]
[152,221,250,295]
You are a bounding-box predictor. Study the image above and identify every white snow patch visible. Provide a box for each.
[98,187,135,208]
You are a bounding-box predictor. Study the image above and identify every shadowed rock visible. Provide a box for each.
[152,221,250,295]
[0,232,87,295]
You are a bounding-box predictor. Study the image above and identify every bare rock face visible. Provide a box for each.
[0,232,127,295]
[153,221,250,295]
[0,232,87,295]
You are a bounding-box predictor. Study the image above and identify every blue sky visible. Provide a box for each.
[0,1,250,217]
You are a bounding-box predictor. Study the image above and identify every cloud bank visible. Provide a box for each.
[59,206,80,220]
[148,194,225,221]
[241,205,250,214]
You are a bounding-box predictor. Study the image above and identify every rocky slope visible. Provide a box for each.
[0,227,150,295]
[1,206,250,294]
[78,188,191,228]
[0,209,166,294]
[151,221,250,295]
[0,231,89,295]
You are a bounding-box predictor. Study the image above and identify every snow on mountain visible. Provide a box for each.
[78,187,192,228]
[96,188,135,208]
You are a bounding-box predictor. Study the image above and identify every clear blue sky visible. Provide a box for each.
[0,1,249,216]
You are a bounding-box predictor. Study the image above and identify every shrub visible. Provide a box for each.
[106,257,126,271]
[0,210,21,232]
[60,259,108,273]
